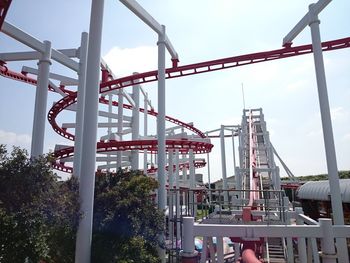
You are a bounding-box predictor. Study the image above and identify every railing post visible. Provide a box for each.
[311,238,320,263]
[295,207,307,263]
[319,218,337,263]
[234,242,241,262]
[285,211,294,263]
[181,217,198,262]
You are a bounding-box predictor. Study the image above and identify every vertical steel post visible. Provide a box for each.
[157,25,167,263]
[216,237,224,262]
[106,93,113,172]
[31,40,51,158]
[73,32,88,178]
[175,149,181,240]
[180,217,198,261]
[189,149,196,217]
[168,150,174,241]
[131,73,140,170]
[143,92,148,174]
[189,149,195,189]
[295,207,307,263]
[232,129,237,172]
[157,25,166,211]
[308,5,348,261]
[319,219,336,263]
[220,125,228,204]
[75,1,104,262]
[206,150,212,203]
[117,89,123,169]
[169,150,174,188]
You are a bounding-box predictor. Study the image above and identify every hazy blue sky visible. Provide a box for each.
[0,1,349,182]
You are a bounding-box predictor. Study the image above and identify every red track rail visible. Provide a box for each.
[2,37,350,175]
[100,37,350,93]
[53,140,212,173]
[46,93,206,141]
[0,0,12,29]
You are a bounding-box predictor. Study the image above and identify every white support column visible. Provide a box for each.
[106,93,113,172]
[206,150,212,203]
[182,217,195,253]
[168,150,174,189]
[143,92,148,175]
[295,207,307,263]
[285,200,294,263]
[220,125,228,204]
[31,40,51,158]
[157,25,166,211]
[168,150,174,242]
[232,130,237,173]
[216,237,224,263]
[319,218,336,263]
[189,149,195,189]
[156,25,167,263]
[73,32,88,178]
[189,149,196,217]
[308,5,348,261]
[117,89,123,169]
[175,149,181,240]
[131,73,140,170]
[75,1,104,262]
[234,243,241,262]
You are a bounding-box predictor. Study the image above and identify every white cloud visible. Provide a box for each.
[0,130,31,150]
[343,133,350,142]
[103,46,158,77]
[286,79,307,92]
[330,107,349,122]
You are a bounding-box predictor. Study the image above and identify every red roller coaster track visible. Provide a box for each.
[1,37,350,174]
[0,0,11,29]
[100,37,350,93]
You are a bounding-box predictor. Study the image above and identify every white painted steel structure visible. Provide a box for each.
[1,0,349,262]
[75,1,105,262]
[283,0,348,261]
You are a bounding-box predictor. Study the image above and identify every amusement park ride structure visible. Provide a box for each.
[1,0,350,262]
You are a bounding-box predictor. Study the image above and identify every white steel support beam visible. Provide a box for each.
[174,149,181,240]
[117,89,124,169]
[131,73,140,170]
[75,1,104,262]
[30,40,51,158]
[282,0,331,46]
[156,27,166,263]
[119,0,178,61]
[143,91,148,174]
[21,66,79,85]
[232,130,237,174]
[206,141,212,202]
[2,22,79,71]
[0,48,77,61]
[220,125,228,203]
[122,89,136,108]
[308,4,348,261]
[73,32,88,178]
[168,150,174,188]
[156,25,167,263]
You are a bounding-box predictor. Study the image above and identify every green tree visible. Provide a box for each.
[0,145,79,263]
[91,169,164,263]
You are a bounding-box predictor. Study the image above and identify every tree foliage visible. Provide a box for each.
[0,145,79,263]
[91,170,164,263]
[0,145,164,262]
[281,170,350,181]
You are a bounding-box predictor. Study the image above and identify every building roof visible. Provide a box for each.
[297,179,350,203]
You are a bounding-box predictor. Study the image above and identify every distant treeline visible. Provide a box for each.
[282,170,350,181]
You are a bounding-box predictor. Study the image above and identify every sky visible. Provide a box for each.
[0,0,349,183]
